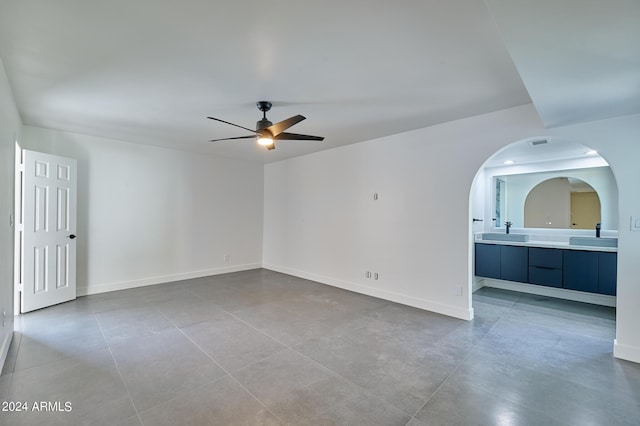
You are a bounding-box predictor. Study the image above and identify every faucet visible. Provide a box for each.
[505,221,512,234]
[596,223,601,238]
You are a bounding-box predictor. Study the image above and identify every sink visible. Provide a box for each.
[569,237,618,247]
[482,233,529,242]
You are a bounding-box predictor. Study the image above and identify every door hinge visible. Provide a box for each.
[18,282,24,293]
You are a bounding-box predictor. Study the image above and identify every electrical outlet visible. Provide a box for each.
[374,273,379,280]
[365,271,371,279]
[455,286,463,296]
[223,254,229,262]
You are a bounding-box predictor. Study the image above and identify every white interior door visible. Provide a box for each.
[20,150,77,313]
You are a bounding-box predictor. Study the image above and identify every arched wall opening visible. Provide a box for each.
[468,135,620,311]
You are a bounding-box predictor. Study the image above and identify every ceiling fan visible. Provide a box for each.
[207,101,324,151]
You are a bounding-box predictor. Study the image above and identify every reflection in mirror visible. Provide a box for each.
[491,166,617,230]
[523,177,601,229]
[495,178,506,227]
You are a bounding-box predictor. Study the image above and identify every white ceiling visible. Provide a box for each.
[482,137,606,168]
[0,1,637,164]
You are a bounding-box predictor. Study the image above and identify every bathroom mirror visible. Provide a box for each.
[492,166,618,230]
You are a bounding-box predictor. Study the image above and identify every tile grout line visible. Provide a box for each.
[227,299,451,420]
[163,288,404,423]
[173,325,288,426]
[287,342,420,419]
[158,306,288,426]
[224,304,420,421]
[223,305,419,409]
[410,291,577,426]
[223,310,293,348]
[93,309,144,425]
[482,294,626,407]
[405,292,520,424]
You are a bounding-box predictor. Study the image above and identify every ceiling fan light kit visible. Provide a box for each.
[207,101,324,151]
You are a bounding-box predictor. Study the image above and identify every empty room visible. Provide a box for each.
[1,1,639,425]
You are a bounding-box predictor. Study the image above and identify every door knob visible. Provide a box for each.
[69,234,77,239]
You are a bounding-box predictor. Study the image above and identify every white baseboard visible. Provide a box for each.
[472,277,485,293]
[614,339,640,364]
[480,278,616,307]
[77,263,262,296]
[263,263,473,321]
[0,325,13,374]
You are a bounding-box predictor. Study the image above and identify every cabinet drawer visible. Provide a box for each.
[529,247,563,269]
[529,266,562,288]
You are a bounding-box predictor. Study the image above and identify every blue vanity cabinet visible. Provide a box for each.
[475,243,501,279]
[598,252,617,296]
[563,250,598,293]
[528,247,563,288]
[476,242,616,297]
[500,245,528,283]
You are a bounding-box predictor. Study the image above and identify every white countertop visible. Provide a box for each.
[474,237,618,252]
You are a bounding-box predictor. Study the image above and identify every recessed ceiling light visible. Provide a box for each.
[585,150,598,155]
[503,160,515,165]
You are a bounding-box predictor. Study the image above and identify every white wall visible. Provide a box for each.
[264,105,640,363]
[546,114,640,363]
[20,126,264,295]
[264,105,545,320]
[0,58,20,368]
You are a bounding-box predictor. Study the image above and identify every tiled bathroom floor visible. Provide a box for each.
[1,269,638,425]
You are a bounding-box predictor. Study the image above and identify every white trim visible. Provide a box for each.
[77,263,262,296]
[264,263,474,321]
[479,277,616,307]
[613,339,640,363]
[472,276,485,293]
[0,325,13,373]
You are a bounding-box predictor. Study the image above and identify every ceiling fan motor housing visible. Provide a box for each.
[256,101,272,112]
[256,118,273,131]
[256,101,274,137]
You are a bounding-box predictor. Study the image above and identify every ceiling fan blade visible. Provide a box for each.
[275,132,324,141]
[265,115,306,137]
[209,135,255,142]
[207,116,258,134]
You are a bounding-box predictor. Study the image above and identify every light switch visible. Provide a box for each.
[631,216,640,231]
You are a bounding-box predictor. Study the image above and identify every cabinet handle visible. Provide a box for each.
[531,265,557,270]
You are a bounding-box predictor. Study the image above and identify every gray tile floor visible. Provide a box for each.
[1,269,639,425]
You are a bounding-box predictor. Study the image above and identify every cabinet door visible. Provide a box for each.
[475,244,500,279]
[500,245,528,283]
[563,250,598,293]
[598,252,617,296]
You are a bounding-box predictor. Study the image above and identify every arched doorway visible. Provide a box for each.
[469,136,619,307]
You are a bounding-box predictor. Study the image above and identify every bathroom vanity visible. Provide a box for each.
[474,237,617,301]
